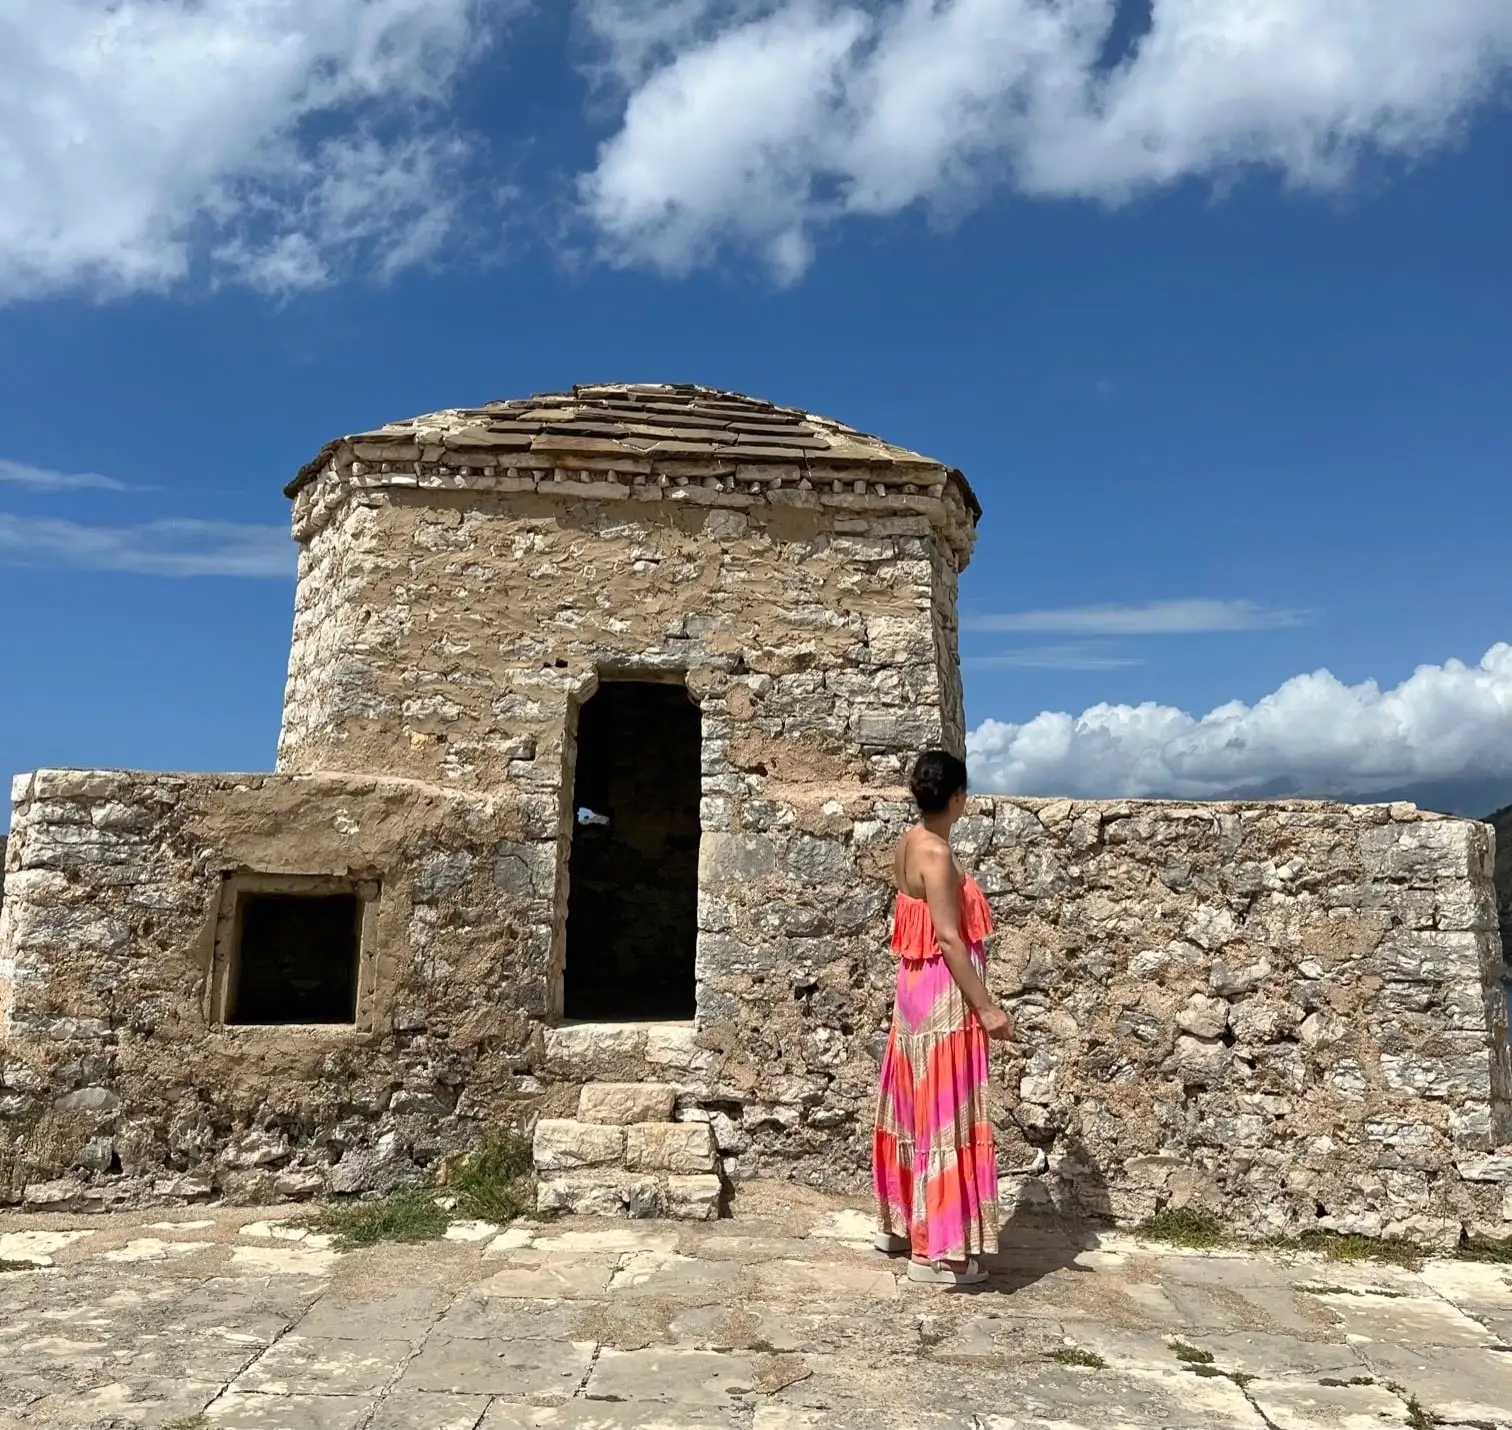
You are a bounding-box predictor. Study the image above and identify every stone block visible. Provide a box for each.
[533,1120,626,1172]
[699,833,778,884]
[578,1082,677,1125]
[543,1024,647,1075]
[1177,994,1229,1039]
[1361,820,1479,880]
[535,1175,629,1218]
[1457,1154,1512,1183]
[666,1175,723,1221]
[624,1123,717,1175]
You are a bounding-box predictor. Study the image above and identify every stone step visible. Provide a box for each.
[578,1081,677,1125]
[533,1118,718,1175]
[536,1171,722,1222]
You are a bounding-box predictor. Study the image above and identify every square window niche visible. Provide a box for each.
[209,873,379,1029]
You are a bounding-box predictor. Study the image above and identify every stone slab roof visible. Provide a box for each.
[287,383,980,518]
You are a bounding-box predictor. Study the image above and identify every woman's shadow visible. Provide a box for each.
[979,1136,1113,1295]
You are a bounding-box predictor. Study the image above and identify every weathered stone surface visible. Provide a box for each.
[625,1123,718,1175]
[586,1348,757,1403]
[666,1175,723,1221]
[1177,994,1229,1039]
[579,1082,678,1125]
[534,1121,627,1172]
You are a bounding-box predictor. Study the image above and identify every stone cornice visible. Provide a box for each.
[290,455,979,567]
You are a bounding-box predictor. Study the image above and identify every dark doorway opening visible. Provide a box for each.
[229,892,361,1025]
[564,680,700,1021]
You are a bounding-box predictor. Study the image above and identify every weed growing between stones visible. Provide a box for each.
[446,1131,534,1223]
[1136,1208,1228,1249]
[1137,1208,1431,1270]
[0,1260,37,1273]
[159,1416,210,1430]
[1300,1283,1408,1299]
[309,1130,536,1249]
[1171,1341,1215,1365]
[309,1187,451,1249]
[1046,1348,1107,1369]
[1288,1232,1425,1271]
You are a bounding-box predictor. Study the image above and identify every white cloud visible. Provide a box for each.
[0,515,294,578]
[0,0,508,302]
[968,598,1307,636]
[967,642,1512,798]
[579,0,1512,276]
[0,459,129,493]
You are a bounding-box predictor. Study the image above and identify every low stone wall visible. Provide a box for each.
[3,771,1509,1244]
[0,769,555,1210]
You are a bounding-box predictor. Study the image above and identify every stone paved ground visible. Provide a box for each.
[3,1187,1511,1430]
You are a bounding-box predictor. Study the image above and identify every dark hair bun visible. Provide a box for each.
[909,750,968,814]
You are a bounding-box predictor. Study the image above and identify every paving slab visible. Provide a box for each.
[1419,1259,1512,1311]
[402,1335,596,1397]
[207,1390,377,1429]
[433,1294,586,1341]
[236,1333,414,1394]
[980,1364,1268,1429]
[1354,1341,1512,1426]
[750,1259,899,1300]
[1244,1378,1410,1430]
[586,1348,759,1403]
[754,1412,975,1430]
[1326,1291,1502,1348]
[483,1404,739,1429]
[477,1255,618,1299]
[366,1389,493,1429]
[609,1250,744,1298]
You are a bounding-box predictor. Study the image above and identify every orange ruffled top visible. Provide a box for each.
[891,876,994,961]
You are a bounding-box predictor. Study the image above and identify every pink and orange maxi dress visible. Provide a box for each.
[872,875,999,1263]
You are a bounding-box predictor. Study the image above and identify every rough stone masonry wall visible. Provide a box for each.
[276,472,969,795]
[0,769,557,1211]
[4,771,1511,1242]
[646,791,1511,1245]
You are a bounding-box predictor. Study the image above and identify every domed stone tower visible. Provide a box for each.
[278,383,980,790]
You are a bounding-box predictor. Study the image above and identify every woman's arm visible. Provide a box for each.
[918,843,1012,1040]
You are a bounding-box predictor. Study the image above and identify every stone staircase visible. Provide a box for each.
[531,1081,723,1220]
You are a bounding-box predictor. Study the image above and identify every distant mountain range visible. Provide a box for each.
[1163,775,1512,821]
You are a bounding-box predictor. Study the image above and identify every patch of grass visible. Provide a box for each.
[1047,1347,1107,1370]
[1185,1364,1224,1379]
[1456,1235,1512,1265]
[308,1130,535,1250]
[308,1187,451,1249]
[1171,1340,1216,1365]
[1319,1376,1376,1388]
[1291,1231,1425,1271]
[0,1259,38,1273]
[159,1416,210,1430]
[1225,1370,1255,1388]
[447,1130,534,1223]
[1136,1207,1229,1250]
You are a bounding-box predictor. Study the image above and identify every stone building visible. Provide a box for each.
[2,383,1510,1243]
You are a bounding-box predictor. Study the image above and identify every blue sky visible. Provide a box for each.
[2,1,1511,802]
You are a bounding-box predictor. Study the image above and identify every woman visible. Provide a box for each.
[872,750,1013,1287]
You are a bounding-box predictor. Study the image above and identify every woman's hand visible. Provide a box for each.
[977,1004,1014,1042]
